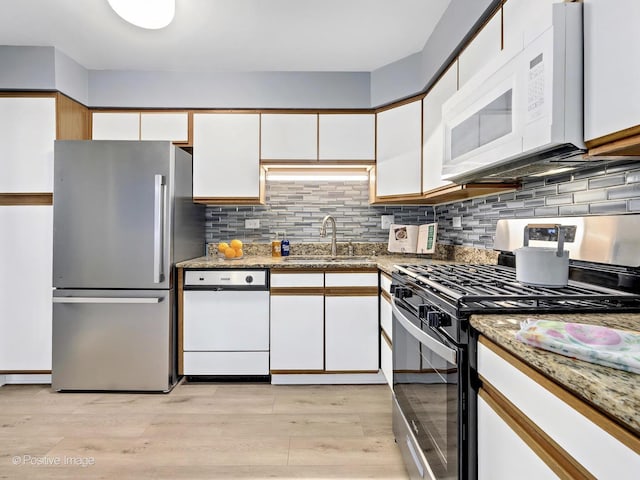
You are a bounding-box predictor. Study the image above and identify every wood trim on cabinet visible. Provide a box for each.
[0,92,57,99]
[0,193,53,205]
[56,93,90,140]
[177,267,184,376]
[0,370,52,374]
[381,289,392,303]
[381,271,392,281]
[370,182,518,205]
[260,159,375,166]
[585,124,640,150]
[586,130,640,157]
[270,287,325,296]
[324,286,378,297]
[479,336,640,454]
[193,197,265,205]
[323,267,378,274]
[479,383,596,480]
[381,328,392,348]
[271,369,379,375]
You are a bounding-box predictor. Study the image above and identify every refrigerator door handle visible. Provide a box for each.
[53,297,162,304]
[153,174,166,283]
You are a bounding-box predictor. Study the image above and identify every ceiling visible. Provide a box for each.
[0,0,451,73]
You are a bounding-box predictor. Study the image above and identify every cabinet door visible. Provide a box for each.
[376,100,422,197]
[192,113,260,199]
[584,0,640,141]
[422,63,457,192]
[380,331,392,389]
[0,97,56,192]
[318,114,375,160]
[458,11,502,88]
[270,295,324,370]
[0,205,53,370]
[478,394,558,480]
[92,112,140,140]
[325,295,378,371]
[140,112,189,143]
[260,114,317,160]
[503,0,555,55]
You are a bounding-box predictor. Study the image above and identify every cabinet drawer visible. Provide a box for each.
[270,273,324,288]
[325,272,378,287]
[478,339,640,479]
[183,352,269,375]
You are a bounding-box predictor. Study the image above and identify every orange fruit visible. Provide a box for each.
[218,242,230,253]
[230,239,243,249]
[233,248,243,258]
[224,247,237,259]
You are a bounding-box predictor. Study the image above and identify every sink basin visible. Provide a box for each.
[282,256,372,264]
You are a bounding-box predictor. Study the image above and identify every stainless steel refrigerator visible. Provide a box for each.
[52,141,204,392]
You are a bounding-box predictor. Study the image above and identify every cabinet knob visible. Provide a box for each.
[245,275,254,284]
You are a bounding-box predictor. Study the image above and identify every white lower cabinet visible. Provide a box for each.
[380,332,392,388]
[380,272,393,388]
[0,205,53,371]
[478,394,557,480]
[325,295,378,371]
[478,337,640,480]
[269,270,380,378]
[270,295,324,371]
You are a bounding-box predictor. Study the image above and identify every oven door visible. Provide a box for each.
[392,297,460,480]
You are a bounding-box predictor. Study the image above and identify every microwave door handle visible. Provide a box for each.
[391,298,457,365]
[153,174,166,284]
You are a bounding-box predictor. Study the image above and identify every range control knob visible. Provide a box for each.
[427,310,451,328]
[245,275,254,284]
[393,287,412,299]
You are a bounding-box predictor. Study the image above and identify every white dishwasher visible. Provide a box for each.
[183,269,270,378]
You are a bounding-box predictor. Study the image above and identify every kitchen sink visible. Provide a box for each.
[282,256,372,264]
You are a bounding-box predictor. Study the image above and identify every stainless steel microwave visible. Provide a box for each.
[442,2,585,183]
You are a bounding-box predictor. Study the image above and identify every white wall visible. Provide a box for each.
[88,70,370,109]
[2,0,497,108]
[54,49,89,105]
[370,0,499,106]
[0,46,56,90]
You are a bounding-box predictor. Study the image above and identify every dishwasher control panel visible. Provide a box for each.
[184,269,268,289]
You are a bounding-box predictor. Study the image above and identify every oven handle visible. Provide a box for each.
[392,298,457,365]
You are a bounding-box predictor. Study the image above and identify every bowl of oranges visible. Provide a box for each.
[217,239,244,260]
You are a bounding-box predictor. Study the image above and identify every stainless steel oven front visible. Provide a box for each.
[391,294,470,480]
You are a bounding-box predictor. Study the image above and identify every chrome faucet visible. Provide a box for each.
[320,215,338,257]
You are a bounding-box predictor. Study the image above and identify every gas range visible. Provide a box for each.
[392,263,640,318]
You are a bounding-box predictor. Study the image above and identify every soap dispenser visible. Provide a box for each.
[280,231,290,256]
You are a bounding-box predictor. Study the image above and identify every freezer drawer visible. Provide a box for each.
[52,289,174,392]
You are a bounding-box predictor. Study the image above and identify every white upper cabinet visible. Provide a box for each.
[193,113,261,199]
[422,63,457,192]
[503,0,556,55]
[140,112,189,142]
[260,113,318,160]
[92,112,189,143]
[584,0,640,141]
[0,96,56,192]
[318,114,375,160]
[91,112,140,140]
[458,11,502,88]
[376,99,422,197]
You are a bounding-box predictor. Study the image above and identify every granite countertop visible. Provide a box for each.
[176,254,451,274]
[471,313,640,436]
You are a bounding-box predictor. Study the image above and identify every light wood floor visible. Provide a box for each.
[0,381,409,479]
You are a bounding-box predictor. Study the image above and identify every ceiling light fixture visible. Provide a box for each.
[107,0,175,30]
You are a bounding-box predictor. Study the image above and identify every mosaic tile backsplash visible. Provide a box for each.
[205,160,640,250]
